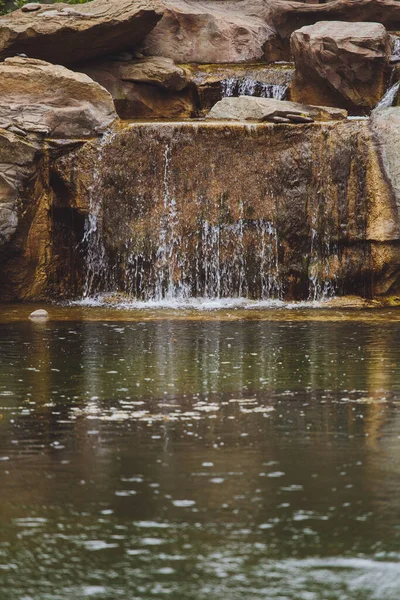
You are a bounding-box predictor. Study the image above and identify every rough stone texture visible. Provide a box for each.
[0,57,117,137]
[2,119,391,302]
[117,57,191,91]
[140,0,277,63]
[187,63,294,113]
[206,96,347,122]
[0,129,41,248]
[371,107,400,233]
[270,0,400,43]
[77,59,197,119]
[291,21,390,111]
[0,0,162,65]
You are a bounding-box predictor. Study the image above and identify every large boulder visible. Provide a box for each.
[290,21,390,110]
[206,96,347,122]
[0,57,117,137]
[139,0,277,63]
[0,0,162,65]
[269,0,400,43]
[77,58,197,119]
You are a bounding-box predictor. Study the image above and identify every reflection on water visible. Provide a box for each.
[1,310,400,599]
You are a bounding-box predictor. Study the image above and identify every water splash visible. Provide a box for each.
[221,77,288,100]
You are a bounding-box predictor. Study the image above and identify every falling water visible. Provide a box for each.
[83,130,116,297]
[375,81,400,110]
[221,77,288,100]
[79,122,365,304]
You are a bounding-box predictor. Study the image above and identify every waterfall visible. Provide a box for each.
[375,81,400,110]
[391,34,400,60]
[221,77,288,100]
[78,122,369,304]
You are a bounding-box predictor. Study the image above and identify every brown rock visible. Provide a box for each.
[0,0,162,65]
[206,96,347,122]
[77,59,197,119]
[140,0,276,63]
[270,0,400,43]
[187,63,294,113]
[290,21,390,111]
[0,57,117,137]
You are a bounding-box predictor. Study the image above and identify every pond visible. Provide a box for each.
[1,305,400,599]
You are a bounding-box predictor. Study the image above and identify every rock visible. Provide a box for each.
[206,96,347,122]
[186,63,294,114]
[290,21,390,110]
[21,3,41,12]
[270,0,400,44]
[140,0,277,63]
[0,128,41,248]
[29,309,49,320]
[0,57,117,137]
[371,107,400,218]
[77,59,196,119]
[0,0,162,65]
[119,57,190,91]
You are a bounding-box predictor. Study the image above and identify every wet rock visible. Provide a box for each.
[78,58,196,119]
[29,309,49,320]
[0,0,162,65]
[186,63,294,114]
[0,57,117,137]
[140,0,277,63]
[206,96,347,122]
[291,21,390,111]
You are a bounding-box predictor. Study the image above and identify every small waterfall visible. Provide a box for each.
[391,34,400,60]
[375,81,400,110]
[77,122,370,304]
[221,77,288,100]
[83,130,116,297]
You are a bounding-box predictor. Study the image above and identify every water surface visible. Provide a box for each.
[1,305,400,599]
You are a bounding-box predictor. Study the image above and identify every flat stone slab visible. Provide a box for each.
[206,96,348,122]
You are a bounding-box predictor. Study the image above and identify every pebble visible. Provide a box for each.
[29,309,49,320]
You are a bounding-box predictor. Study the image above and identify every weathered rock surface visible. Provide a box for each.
[206,96,347,122]
[44,120,398,301]
[0,129,42,247]
[0,57,117,137]
[78,58,197,119]
[371,107,400,220]
[140,0,277,63]
[187,63,294,113]
[0,0,163,64]
[269,0,400,43]
[291,21,390,110]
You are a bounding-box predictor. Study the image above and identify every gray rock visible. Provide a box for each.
[206,96,347,122]
[21,3,41,12]
[29,309,49,320]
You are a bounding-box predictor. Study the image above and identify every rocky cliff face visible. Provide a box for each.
[2,116,399,302]
[1,0,400,303]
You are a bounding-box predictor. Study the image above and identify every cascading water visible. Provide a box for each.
[78,121,371,304]
[375,81,400,109]
[221,77,288,100]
